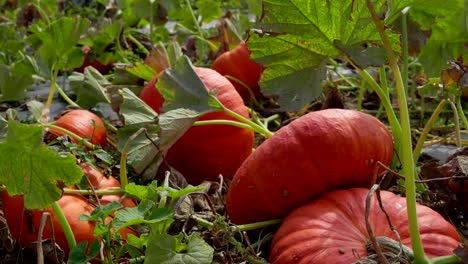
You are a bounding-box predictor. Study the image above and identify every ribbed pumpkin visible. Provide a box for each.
[49,109,107,148]
[270,188,461,263]
[226,109,394,224]
[211,41,263,100]
[140,67,254,184]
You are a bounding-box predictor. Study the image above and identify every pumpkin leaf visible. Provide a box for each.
[127,62,157,81]
[0,62,33,103]
[0,121,83,209]
[28,17,89,70]
[69,66,111,109]
[158,55,223,112]
[68,240,101,264]
[117,88,199,175]
[417,3,468,77]
[144,233,214,264]
[113,200,174,231]
[249,0,400,111]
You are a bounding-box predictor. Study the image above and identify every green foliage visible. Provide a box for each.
[0,121,83,209]
[144,233,214,264]
[28,16,89,71]
[69,66,111,109]
[158,56,223,112]
[249,0,400,111]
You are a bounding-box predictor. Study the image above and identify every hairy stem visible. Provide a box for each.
[365,1,428,262]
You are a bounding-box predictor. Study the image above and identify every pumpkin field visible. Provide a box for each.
[0,0,467,263]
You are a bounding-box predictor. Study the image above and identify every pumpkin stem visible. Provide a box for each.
[365,1,430,263]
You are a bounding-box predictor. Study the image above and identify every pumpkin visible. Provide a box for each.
[74,45,113,74]
[226,109,394,224]
[269,188,461,263]
[1,164,135,258]
[139,67,255,184]
[2,192,98,256]
[211,41,263,100]
[49,109,107,148]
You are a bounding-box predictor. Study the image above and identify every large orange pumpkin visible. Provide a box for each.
[270,188,461,263]
[226,109,394,224]
[140,67,254,184]
[211,41,263,100]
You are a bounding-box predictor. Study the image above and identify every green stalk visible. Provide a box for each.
[222,106,274,138]
[224,75,263,109]
[42,124,96,149]
[347,59,402,153]
[54,81,79,107]
[447,100,462,147]
[193,119,256,131]
[357,78,367,111]
[45,67,59,111]
[51,201,76,250]
[456,96,468,129]
[365,1,428,263]
[412,99,448,164]
[192,215,281,232]
[120,128,147,188]
[430,255,463,264]
[63,188,125,196]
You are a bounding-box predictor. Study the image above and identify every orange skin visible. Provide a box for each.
[211,41,263,101]
[49,109,107,148]
[139,67,254,184]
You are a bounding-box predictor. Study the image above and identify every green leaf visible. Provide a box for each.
[0,63,32,102]
[0,121,83,209]
[196,0,222,22]
[126,62,158,82]
[249,0,399,111]
[113,200,173,231]
[69,66,111,109]
[119,88,158,125]
[26,100,45,122]
[67,240,101,264]
[408,0,463,30]
[29,17,89,70]
[158,55,223,112]
[417,5,468,77]
[144,233,214,264]
[117,86,204,176]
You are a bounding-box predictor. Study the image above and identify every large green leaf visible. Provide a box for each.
[117,88,200,177]
[69,66,111,109]
[158,55,223,112]
[29,17,89,70]
[144,233,214,264]
[249,0,400,111]
[0,62,33,102]
[0,121,83,209]
[417,2,468,77]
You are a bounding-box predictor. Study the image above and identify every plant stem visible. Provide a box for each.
[447,99,461,147]
[456,96,468,129]
[193,119,256,131]
[413,99,448,163]
[365,1,428,263]
[120,128,146,188]
[430,255,463,264]
[346,59,402,153]
[42,124,95,149]
[224,75,263,109]
[222,106,274,138]
[63,188,125,196]
[192,215,281,232]
[45,67,59,111]
[55,82,79,107]
[51,201,76,250]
